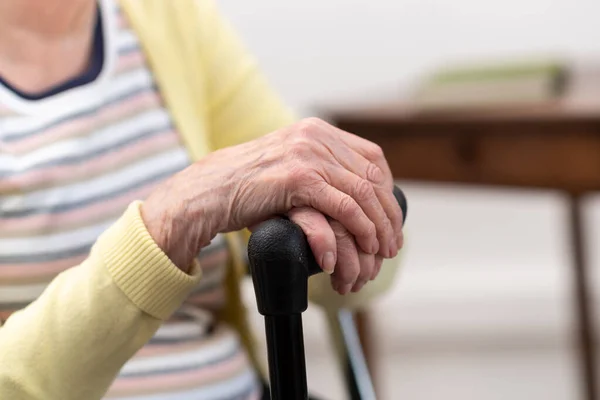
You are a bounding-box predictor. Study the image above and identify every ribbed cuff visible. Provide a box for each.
[96,201,202,320]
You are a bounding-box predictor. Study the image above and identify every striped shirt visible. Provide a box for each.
[0,0,260,398]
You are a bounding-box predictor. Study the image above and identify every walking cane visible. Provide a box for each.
[248,186,407,400]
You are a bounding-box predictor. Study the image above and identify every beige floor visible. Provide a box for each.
[243,183,600,400]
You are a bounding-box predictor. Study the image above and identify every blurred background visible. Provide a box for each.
[220,1,600,399]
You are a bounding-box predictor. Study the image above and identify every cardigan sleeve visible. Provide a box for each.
[0,202,202,400]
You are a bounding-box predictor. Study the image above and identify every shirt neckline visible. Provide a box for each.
[0,0,118,117]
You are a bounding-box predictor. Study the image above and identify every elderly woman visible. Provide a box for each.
[0,0,403,399]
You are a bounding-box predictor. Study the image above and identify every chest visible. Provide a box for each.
[0,2,229,320]
[0,66,190,235]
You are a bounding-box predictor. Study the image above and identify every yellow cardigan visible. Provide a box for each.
[0,1,401,398]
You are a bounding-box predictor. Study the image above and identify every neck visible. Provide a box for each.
[0,0,99,94]
[0,0,97,37]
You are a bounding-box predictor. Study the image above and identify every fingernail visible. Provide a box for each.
[322,252,335,275]
[352,281,366,292]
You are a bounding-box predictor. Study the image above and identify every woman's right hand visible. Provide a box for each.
[141,118,403,291]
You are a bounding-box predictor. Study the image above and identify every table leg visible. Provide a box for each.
[569,195,597,400]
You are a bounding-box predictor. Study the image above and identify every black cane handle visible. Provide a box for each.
[248,186,408,316]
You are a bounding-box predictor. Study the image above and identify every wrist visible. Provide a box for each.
[140,198,209,273]
[141,159,234,270]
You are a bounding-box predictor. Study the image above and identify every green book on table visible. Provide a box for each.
[412,59,568,111]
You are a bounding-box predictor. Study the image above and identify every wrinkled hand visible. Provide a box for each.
[141,118,403,292]
[288,207,384,294]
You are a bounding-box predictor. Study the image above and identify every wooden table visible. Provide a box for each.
[324,99,600,400]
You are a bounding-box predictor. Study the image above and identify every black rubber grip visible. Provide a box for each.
[248,186,407,316]
[393,185,408,226]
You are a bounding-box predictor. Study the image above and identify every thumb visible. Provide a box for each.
[288,207,337,275]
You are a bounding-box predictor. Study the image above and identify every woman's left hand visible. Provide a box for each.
[288,207,384,295]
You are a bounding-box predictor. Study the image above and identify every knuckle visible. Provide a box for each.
[355,179,375,201]
[365,143,385,161]
[296,117,321,138]
[338,195,358,218]
[366,162,384,184]
[293,117,334,142]
[303,116,325,127]
[288,138,313,160]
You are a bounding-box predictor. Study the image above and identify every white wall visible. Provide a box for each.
[219,0,600,116]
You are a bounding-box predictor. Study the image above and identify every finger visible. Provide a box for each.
[336,130,404,248]
[289,119,402,254]
[317,135,397,257]
[319,129,387,186]
[351,250,376,293]
[311,118,395,186]
[371,255,384,281]
[329,220,361,295]
[305,183,378,255]
[325,167,395,258]
[288,207,337,274]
